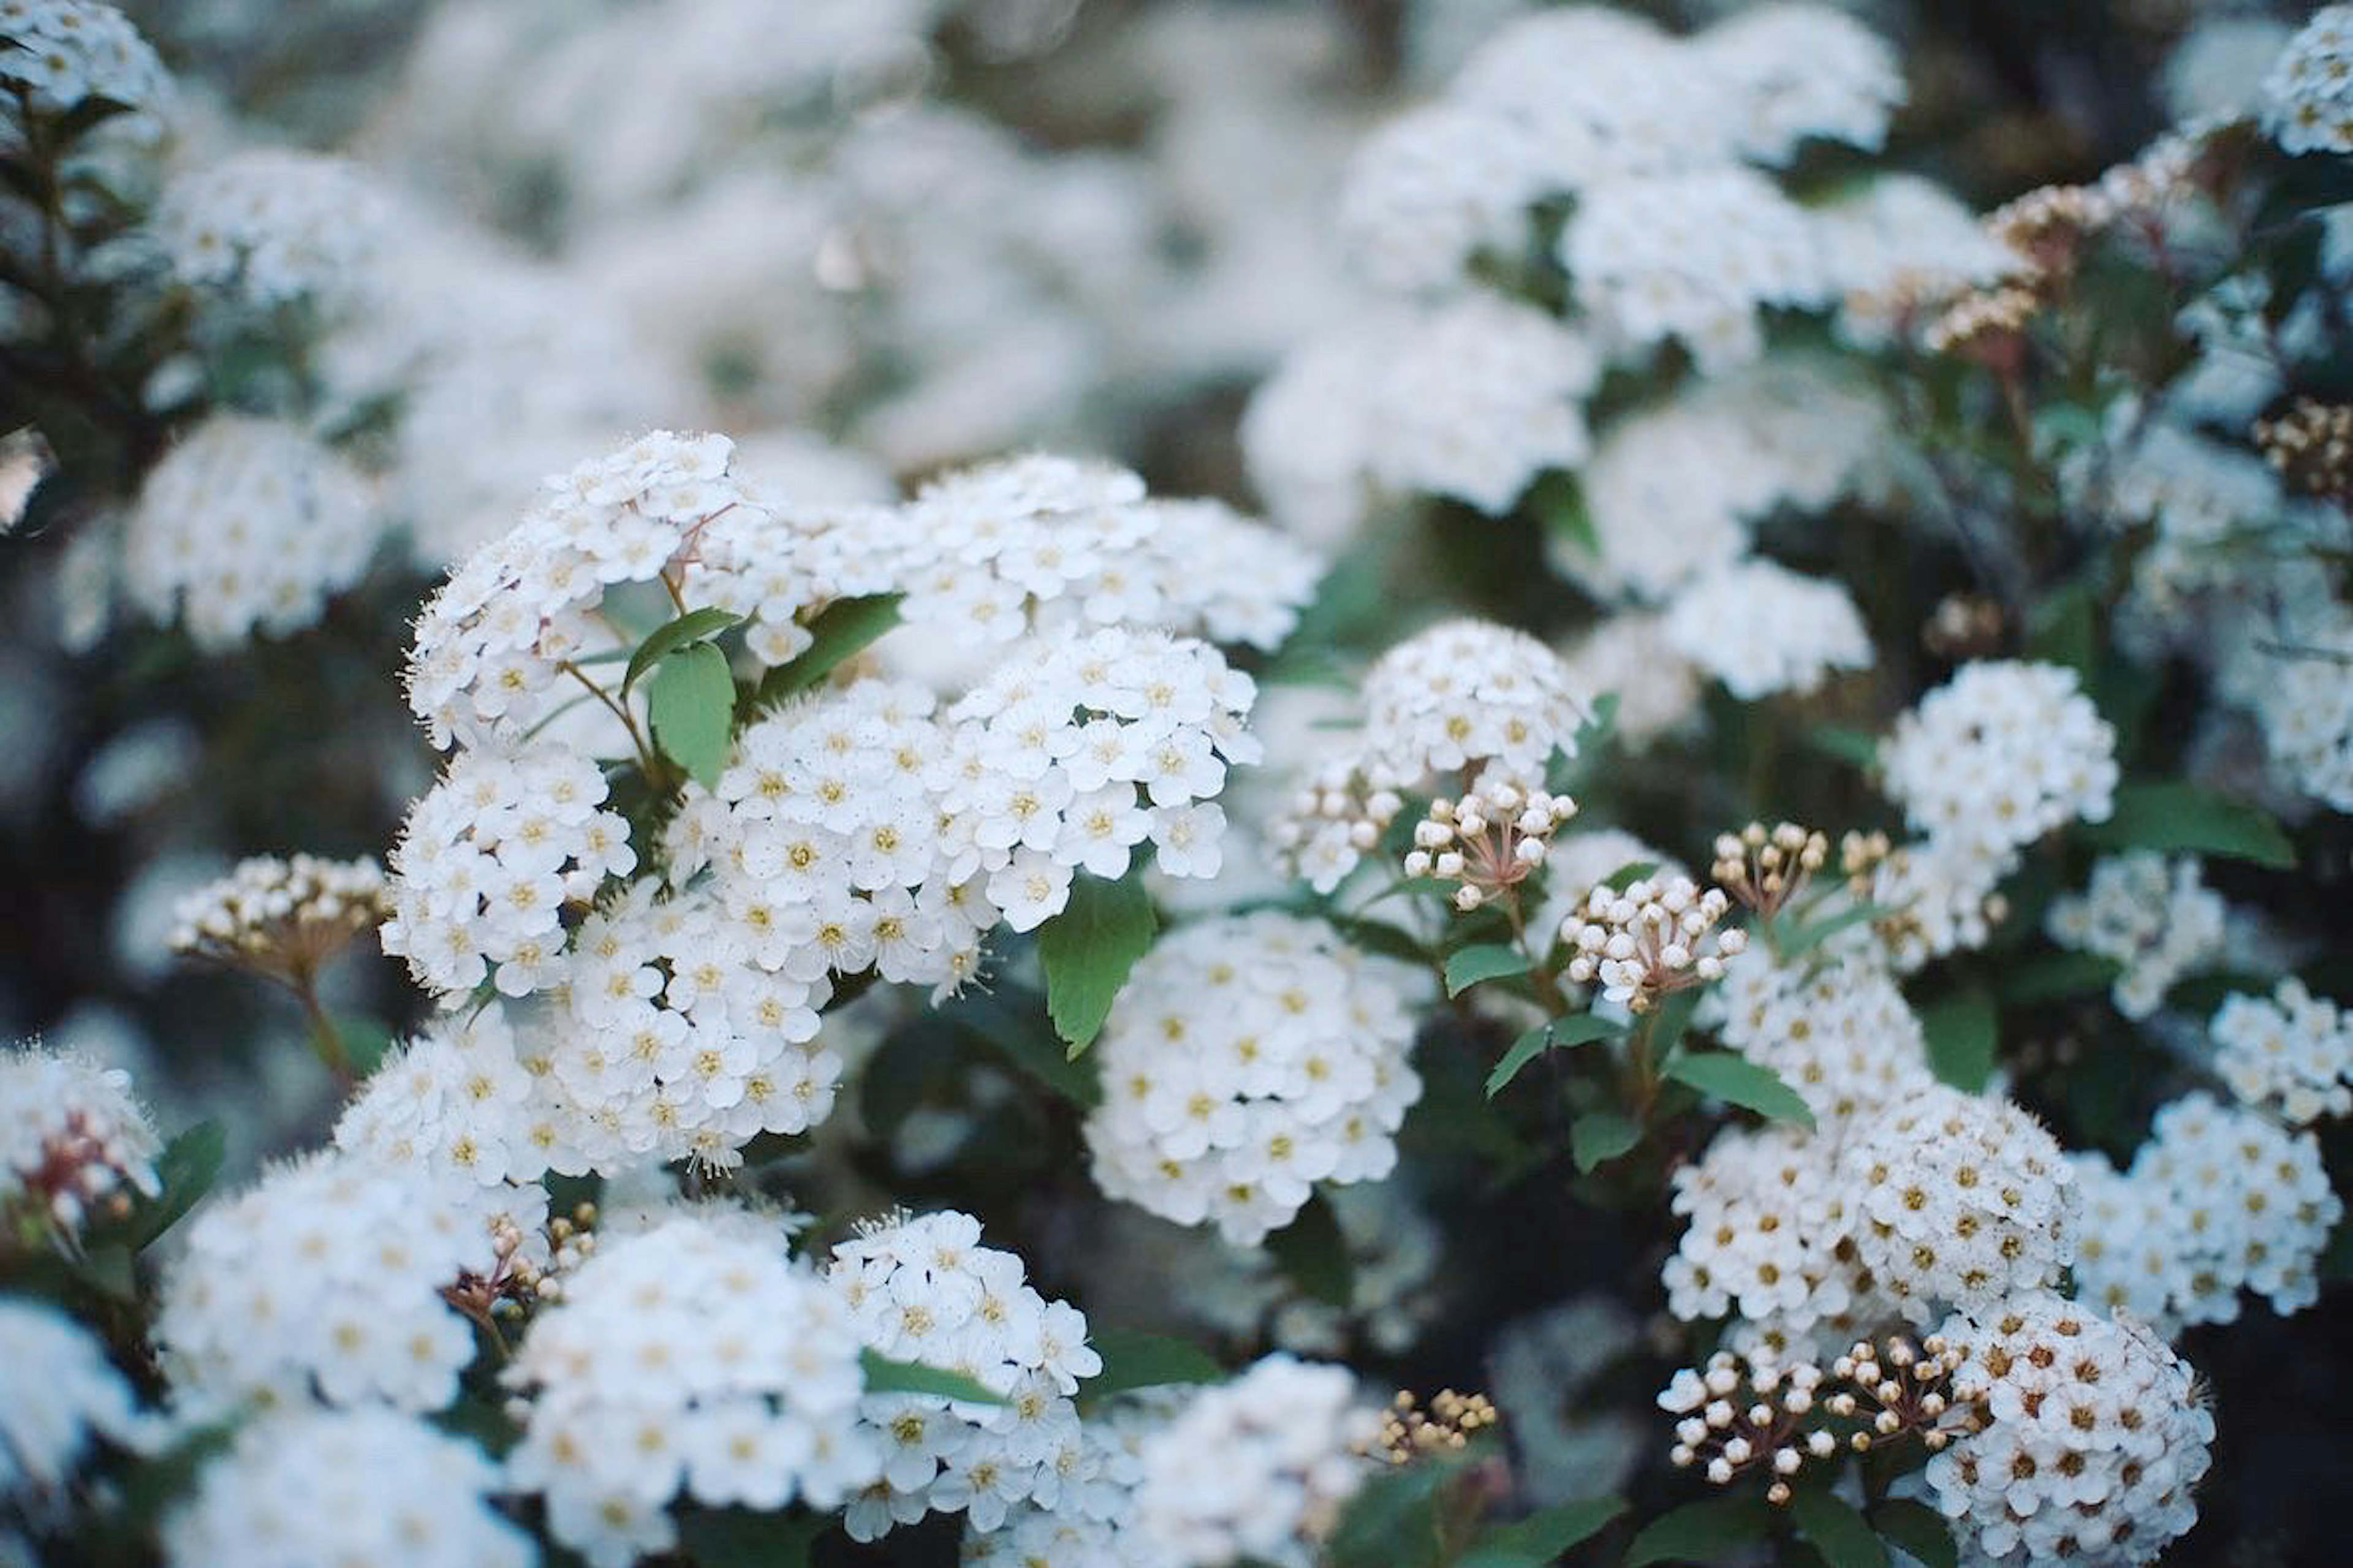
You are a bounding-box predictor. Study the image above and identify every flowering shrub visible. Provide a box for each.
[2,4,2350,1568]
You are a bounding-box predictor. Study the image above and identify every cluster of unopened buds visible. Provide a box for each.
[1711,822,1828,922]
[525,1202,600,1306]
[1280,764,1406,862]
[1825,1334,1983,1456]
[442,1210,556,1332]
[2255,396,2353,508]
[1840,831,1892,890]
[169,854,390,990]
[1923,594,2006,659]
[1368,1388,1502,1466]
[1660,1354,1836,1504]
[1563,876,1746,1013]
[1923,283,2041,357]
[1404,779,1577,912]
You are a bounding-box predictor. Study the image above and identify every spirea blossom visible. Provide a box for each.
[154,1151,517,1415]
[2211,979,2353,1124]
[1661,559,1873,700]
[1710,955,1938,1123]
[828,1210,1102,1542]
[1558,615,1702,751]
[1879,661,2118,859]
[332,1004,550,1185]
[121,416,377,650]
[2237,598,2353,812]
[1697,4,1903,165]
[2044,854,2227,1019]
[1842,1086,2077,1324]
[163,1407,533,1568]
[504,1215,878,1568]
[1335,103,1543,293]
[1086,912,1424,1245]
[0,1,170,115]
[151,150,400,308]
[0,1042,161,1232]
[1130,1354,1374,1568]
[0,1297,145,1509]
[2263,6,2353,156]
[1928,1294,2213,1568]
[169,853,388,982]
[1561,875,1747,1013]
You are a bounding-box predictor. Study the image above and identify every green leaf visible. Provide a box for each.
[1446,942,1534,998]
[1487,1015,1624,1098]
[1999,952,2121,1006]
[1602,860,1659,893]
[2026,578,2097,677]
[70,1242,137,1300]
[1919,988,1998,1093]
[1569,692,1622,758]
[1083,1329,1222,1399]
[751,592,904,708]
[1327,1456,1460,1568]
[1789,1487,1888,1568]
[1571,1110,1640,1173]
[1870,1499,1959,1568]
[1461,1496,1626,1566]
[1665,1052,1816,1130]
[1808,725,1880,770]
[623,606,742,692]
[946,986,1102,1107]
[858,1349,1010,1406]
[333,1014,396,1080]
[1265,1187,1354,1309]
[675,1506,827,1568]
[1646,986,1703,1058]
[1622,1494,1773,1567]
[1329,915,1431,968]
[1039,868,1159,1056]
[127,1119,226,1250]
[646,640,736,790]
[1776,902,1892,960]
[2080,782,2296,869]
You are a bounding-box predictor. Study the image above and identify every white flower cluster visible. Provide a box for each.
[150,150,400,308]
[1849,836,2015,974]
[0,0,169,114]
[1711,955,1938,1124]
[380,743,634,999]
[2263,6,2353,156]
[169,852,387,969]
[121,416,378,650]
[1086,912,1424,1246]
[962,1397,1170,1568]
[333,1005,558,1185]
[1562,874,1748,1013]
[505,1214,877,1568]
[164,1407,531,1568]
[1881,662,2119,859]
[1928,1293,2213,1568]
[1129,1354,1374,1568]
[1661,558,1872,701]
[1558,615,1702,752]
[1276,618,1588,893]
[0,1297,145,1509]
[155,1151,521,1415]
[2234,598,2353,812]
[2045,853,2227,1019]
[2211,979,2353,1124]
[0,1041,161,1230]
[828,1210,1102,1542]
[2069,1092,2338,1334]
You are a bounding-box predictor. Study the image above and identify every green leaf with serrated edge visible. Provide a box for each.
[1083,1330,1222,1399]
[1789,1487,1889,1568]
[1622,1494,1773,1567]
[750,593,904,708]
[1870,1499,1959,1568]
[1040,869,1158,1056]
[1460,1496,1626,1567]
[1601,860,1658,894]
[1487,1015,1624,1098]
[1920,988,1998,1093]
[858,1349,1010,1406]
[1665,1052,1816,1130]
[1808,725,1880,770]
[126,1119,225,1250]
[1571,1110,1640,1173]
[646,641,735,790]
[2079,781,2296,869]
[1265,1188,1354,1309]
[2000,952,2122,1006]
[622,606,743,692]
[945,986,1102,1108]
[1446,942,1534,998]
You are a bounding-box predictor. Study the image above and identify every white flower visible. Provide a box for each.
[2211,979,2353,1124]
[0,1,171,114]
[0,1042,161,1233]
[2262,6,2353,155]
[1879,661,2118,860]
[0,1298,148,1511]
[1661,559,1873,701]
[151,150,401,309]
[2044,854,2227,1020]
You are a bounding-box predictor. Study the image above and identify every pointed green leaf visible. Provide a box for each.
[127,1119,225,1250]
[1601,860,1659,893]
[2080,781,2295,869]
[1623,1495,1773,1567]
[1461,1495,1626,1566]
[945,986,1102,1108]
[1870,1499,1958,1568]
[646,640,736,790]
[1777,902,1893,960]
[622,606,742,692]
[1446,942,1534,998]
[1920,988,1998,1093]
[751,592,904,708]
[1571,1110,1640,1173]
[1327,1453,1461,1568]
[1789,1487,1888,1568]
[1039,869,1158,1056]
[1665,1052,1816,1130]
[858,1349,1010,1406]
[1487,1015,1624,1098]
[1083,1329,1222,1399]
[1808,725,1880,770]
[1999,952,2122,1005]
[1647,986,1703,1058]
[676,1505,828,1568]
[1265,1187,1354,1309]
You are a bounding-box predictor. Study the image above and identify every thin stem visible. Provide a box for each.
[291,974,354,1088]
[559,659,666,783]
